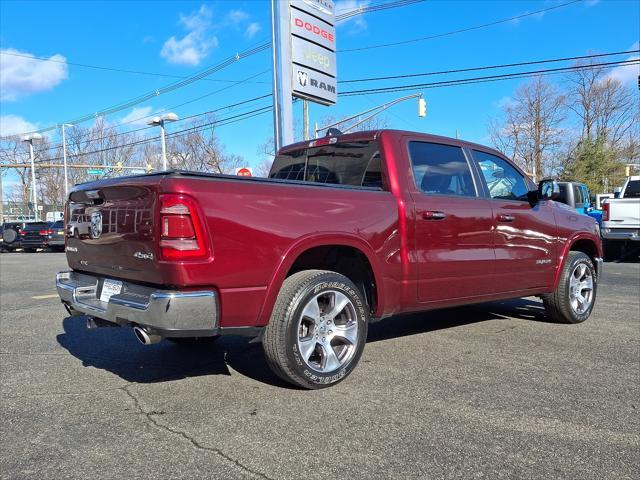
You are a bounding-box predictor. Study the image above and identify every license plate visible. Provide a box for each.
[100,279,123,303]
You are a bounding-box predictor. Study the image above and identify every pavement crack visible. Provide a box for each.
[121,386,274,480]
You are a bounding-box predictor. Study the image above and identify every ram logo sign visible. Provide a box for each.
[294,67,337,105]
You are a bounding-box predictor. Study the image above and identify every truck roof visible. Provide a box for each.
[278,129,507,159]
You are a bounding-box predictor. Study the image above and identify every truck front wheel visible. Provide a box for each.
[263,270,368,389]
[543,251,597,324]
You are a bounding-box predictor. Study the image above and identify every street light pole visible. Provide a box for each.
[148,113,179,171]
[22,133,43,221]
[160,122,167,171]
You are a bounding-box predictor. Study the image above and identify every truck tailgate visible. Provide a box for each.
[66,177,164,285]
[604,199,640,229]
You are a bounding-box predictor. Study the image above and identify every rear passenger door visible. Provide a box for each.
[408,141,496,303]
[470,150,557,292]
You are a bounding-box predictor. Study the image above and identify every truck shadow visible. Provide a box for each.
[56,298,550,388]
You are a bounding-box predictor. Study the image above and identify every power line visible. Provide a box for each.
[1,0,422,140]
[340,50,640,83]
[339,59,640,96]
[0,50,270,84]
[338,0,583,53]
[2,49,636,154]
[6,58,635,168]
[0,41,271,140]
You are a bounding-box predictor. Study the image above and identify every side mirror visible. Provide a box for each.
[538,179,560,201]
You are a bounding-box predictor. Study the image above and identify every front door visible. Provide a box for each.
[470,150,557,292]
[408,140,496,303]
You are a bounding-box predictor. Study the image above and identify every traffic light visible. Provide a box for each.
[116,161,123,173]
[418,98,427,118]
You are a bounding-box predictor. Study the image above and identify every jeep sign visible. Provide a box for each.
[290,0,336,105]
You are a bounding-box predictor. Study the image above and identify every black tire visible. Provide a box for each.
[167,336,219,345]
[263,270,369,389]
[23,248,37,253]
[543,251,597,324]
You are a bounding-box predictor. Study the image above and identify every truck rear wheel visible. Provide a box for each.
[263,270,368,389]
[543,251,597,324]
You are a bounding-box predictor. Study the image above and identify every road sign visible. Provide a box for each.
[87,169,104,175]
[235,167,253,177]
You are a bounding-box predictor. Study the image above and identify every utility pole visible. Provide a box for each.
[22,134,43,221]
[61,124,73,199]
[303,99,310,141]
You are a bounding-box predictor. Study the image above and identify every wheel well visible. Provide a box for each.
[570,239,598,264]
[287,245,377,314]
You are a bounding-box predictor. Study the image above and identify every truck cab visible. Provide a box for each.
[557,181,603,225]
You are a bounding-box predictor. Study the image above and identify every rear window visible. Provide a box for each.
[51,221,64,228]
[24,222,49,231]
[623,180,640,198]
[269,141,385,189]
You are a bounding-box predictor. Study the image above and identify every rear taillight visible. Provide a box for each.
[602,201,609,221]
[159,194,208,260]
[39,229,53,235]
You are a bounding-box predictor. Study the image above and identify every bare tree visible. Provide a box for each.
[168,115,243,173]
[565,60,637,148]
[489,76,566,180]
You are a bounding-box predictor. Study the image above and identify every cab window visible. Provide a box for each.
[472,151,529,202]
[408,141,476,197]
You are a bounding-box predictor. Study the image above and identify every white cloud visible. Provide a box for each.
[335,0,371,34]
[607,42,640,85]
[227,9,249,24]
[161,5,218,66]
[0,114,38,137]
[119,106,157,126]
[244,22,261,39]
[0,49,68,101]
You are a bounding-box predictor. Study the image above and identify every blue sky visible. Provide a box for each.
[1,0,638,177]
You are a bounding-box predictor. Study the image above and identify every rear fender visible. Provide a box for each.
[255,233,384,326]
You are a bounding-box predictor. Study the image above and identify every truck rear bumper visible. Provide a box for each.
[56,270,219,337]
[601,228,640,241]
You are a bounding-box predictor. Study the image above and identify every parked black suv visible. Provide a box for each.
[20,222,51,252]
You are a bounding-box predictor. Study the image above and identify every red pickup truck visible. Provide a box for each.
[56,130,603,389]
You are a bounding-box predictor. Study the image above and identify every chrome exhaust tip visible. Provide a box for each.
[133,326,162,345]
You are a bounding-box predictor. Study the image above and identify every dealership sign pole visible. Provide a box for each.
[271,0,336,151]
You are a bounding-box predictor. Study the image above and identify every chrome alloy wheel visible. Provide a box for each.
[296,290,359,373]
[569,263,594,315]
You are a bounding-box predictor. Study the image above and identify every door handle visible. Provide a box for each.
[422,211,446,220]
[497,213,515,222]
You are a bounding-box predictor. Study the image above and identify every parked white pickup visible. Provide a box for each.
[601,176,640,257]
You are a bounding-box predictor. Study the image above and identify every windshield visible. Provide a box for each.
[623,180,640,198]
[269,140,384,189]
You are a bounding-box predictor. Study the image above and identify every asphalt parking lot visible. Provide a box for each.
[1,253,638,480]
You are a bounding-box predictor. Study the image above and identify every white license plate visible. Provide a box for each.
[100,279,123,303]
